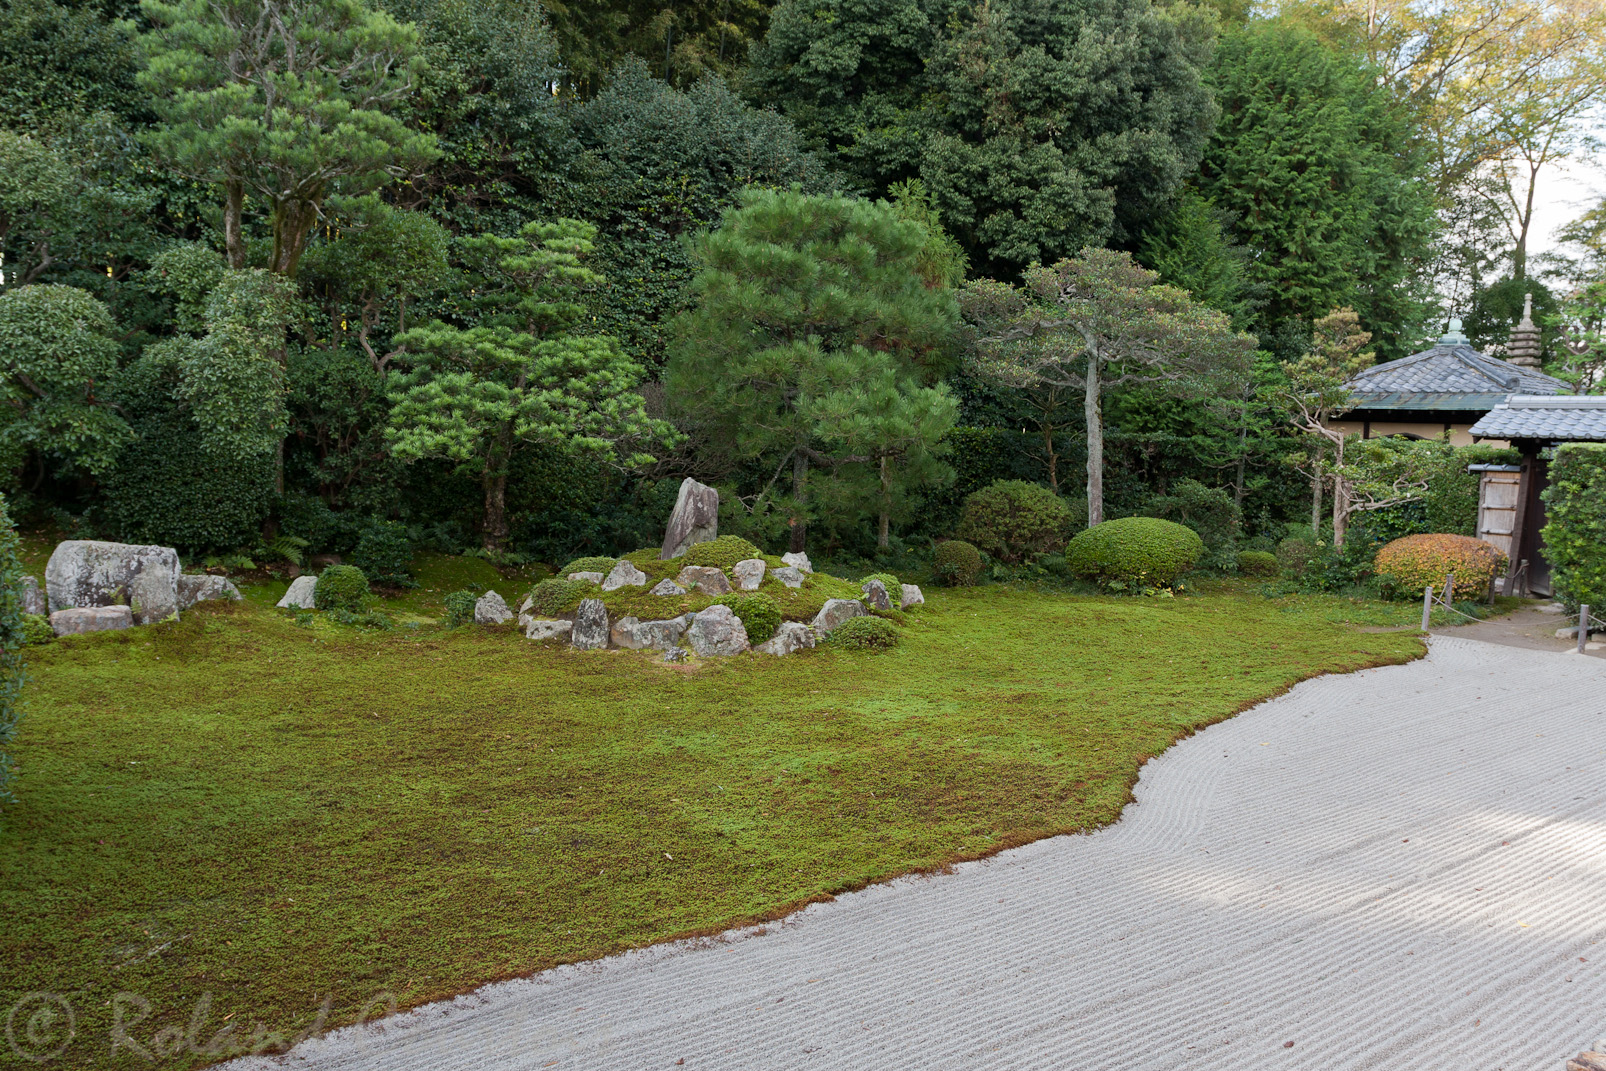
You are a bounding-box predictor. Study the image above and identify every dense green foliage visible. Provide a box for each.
[560,556,621,576]
[351,519,415,587]
[443,589,478,627]
[678,536,763,571]
[524,576,592,616]
[314,565,371,612]
[1064,517,1205,590]
[1237,549,1280,577]
[954,480,1076,564]
[1373,534,1506,599]
[712,591,782,643]
[0,494,24,809]
[934,539,982,587]
[828,614,900,650]
[20,614,54,647]
[1542,444,1606,613]
[1140,478,1240,570]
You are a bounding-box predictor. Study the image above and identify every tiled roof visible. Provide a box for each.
[1345,343,1570,407]
[1468,396,1606,441]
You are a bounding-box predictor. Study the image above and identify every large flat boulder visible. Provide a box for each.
[767,566,805,589]
[45,540,180,615]
[685,604,749,656]
[277,575,318,609]
[524,618,573,642]
[50,605,133,636]
[754,621,816,657]
[811,598,866,635]
[177,574,242,610]
[611,615,690,651]
[660,478,719,559]
[571,598,610,650]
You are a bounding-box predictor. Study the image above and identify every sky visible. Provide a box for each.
[1526,119,1606,272]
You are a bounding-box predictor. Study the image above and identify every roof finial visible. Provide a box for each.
[1438,317,1469,345]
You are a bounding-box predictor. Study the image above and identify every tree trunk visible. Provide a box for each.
[1512,159,1540,282]
[1042,422,1059,491]
[483,469,509,553]
[1083,351,1103,527]
[1330,436,1347,548]
[271,199,318,277]
[788,450,808,554]
[223,179,246,270]
[1233,411,1247,509]
[877,454,891,549]
[1311,441,1323,536]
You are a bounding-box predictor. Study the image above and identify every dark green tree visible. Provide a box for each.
[0,491,26,811]
[666,189,959,553]
[1197,22,1436,361]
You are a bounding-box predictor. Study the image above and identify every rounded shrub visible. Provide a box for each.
[829,616,900,651]
[20,613,54,646]
[351,519,415,587]
[1064,517,1204,589]
[934,540,983,587]
[954,480,1076,563]
[1374,534,1506,597]
[314,564,370,612]
[861,572,899,594]
[443,589,477,628]
[623,548,663,567]
[560,555,619,576]
[1237,550,1280,577]
[1276,536,1317,577]
[524,577,592,617]
[679,535,762,571]
[712,592,781,643]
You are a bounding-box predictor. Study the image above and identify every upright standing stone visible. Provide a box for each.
[731,559,767,591]
[571,598,610,650]
[17,576,45,615]
[128,562,180,625]
[860,578,892,611]
[45,540,181,614]
[659,478,719,559]
[277,575,319,609]
[781,551,813,574]
[899,583,925,610]
[474,590,514,624]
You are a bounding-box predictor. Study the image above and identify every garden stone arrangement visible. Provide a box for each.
[506,479,922,659]
[40,539,242,636]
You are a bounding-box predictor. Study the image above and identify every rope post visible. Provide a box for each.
[1445,573,1454,608]
[1580,604,1590,655]
[1422,584,1434,632]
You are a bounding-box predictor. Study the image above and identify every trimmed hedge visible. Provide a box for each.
[678,535,762,571]
[1373,534,1506,597]
[1064,517,1204,588]
[314,565,370,612]
[712,592,781,643]
[954,480,1075,563]
[1542,444,1606,612]
[934,540,982,586]
[1237,550,1280,577]
[829,615,900,650]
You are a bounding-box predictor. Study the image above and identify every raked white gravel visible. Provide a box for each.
[229,636,1606,1070]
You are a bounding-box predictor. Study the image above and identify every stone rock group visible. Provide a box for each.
[39,540,242,636]
[514,558,923,659]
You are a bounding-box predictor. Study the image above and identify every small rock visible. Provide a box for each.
[571,598,609,650]
[611,615,691,650]
[176,574,242,610]
[781,551,813,574]
[649,579,686,596]
[900,583,924,609]
[660,477,720,559]
[524,618,573,642]
[568,571,604,585]
[663,646,689,663]
[474,590,514,624]
[50,605,133,636]
[768,566,805,589]
[129,562,180,625]
[811,598,866,635]
[518,595,533,615]
[17,576,45,615]
[860,578,892,611]
[675,565,731,596]
[731,558,767,591]
[685,604,749,656]
[1557,626,1581,639]
[754,621,816,657]
[602,560,648,591]
[277,575,319,609]
[1567,1053,1606,1071]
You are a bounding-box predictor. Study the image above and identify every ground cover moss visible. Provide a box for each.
[0,588,1421,1068]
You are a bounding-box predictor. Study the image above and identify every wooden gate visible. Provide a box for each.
[1474,466,1522,559]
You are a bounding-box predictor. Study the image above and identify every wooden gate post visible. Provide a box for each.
[1422,584,1434,632]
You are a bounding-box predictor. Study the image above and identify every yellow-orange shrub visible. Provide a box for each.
[1374,534,1506,596]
